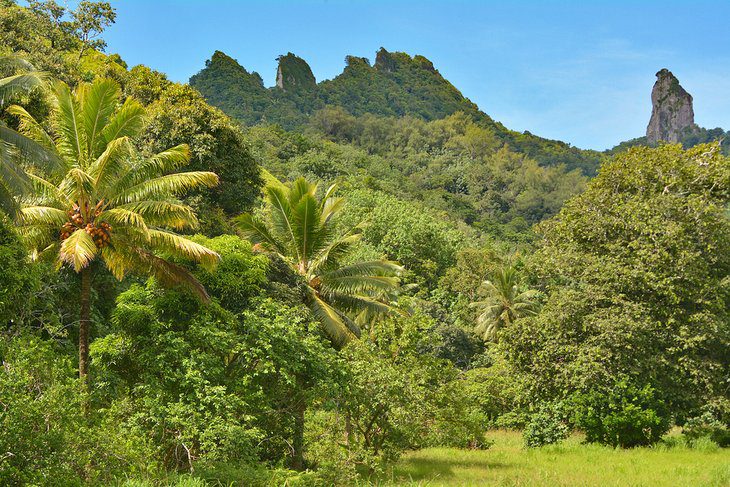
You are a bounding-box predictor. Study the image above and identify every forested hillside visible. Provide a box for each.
[190,49,606,176]
[0,1,728,486]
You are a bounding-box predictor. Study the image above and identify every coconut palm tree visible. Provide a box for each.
[236,177,402,347]
[3,78,220,385]
[471,266,540,342]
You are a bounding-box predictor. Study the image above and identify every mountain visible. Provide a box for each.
[612,68,729,154]
[646,69,697,144]
[189,48,605,175]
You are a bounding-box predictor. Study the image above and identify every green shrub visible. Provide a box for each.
[303,410,359,485]
[0,335,155,485]
[523,403,570,448]
[572,380,670,448]
[683,411,730,448]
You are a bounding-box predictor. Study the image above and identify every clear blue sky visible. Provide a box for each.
[99,0,730,150]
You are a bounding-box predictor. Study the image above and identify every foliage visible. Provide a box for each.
[0,334,154,485]
[336,188,467,291]
[423,322,484,370]
[683,411,730,448]
[471,266,540,342]
[461,356,522,426]
[237,177,403,347]
[93,271,338,471]
[191,48,605,176]
[0,215,38,324]
[503,144,730,433]
[141,82,262,219]
[571,379,670,448]
[311,314,486,474]
[523,402,570,448]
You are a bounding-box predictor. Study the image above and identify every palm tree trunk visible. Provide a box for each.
[79,266,91,385]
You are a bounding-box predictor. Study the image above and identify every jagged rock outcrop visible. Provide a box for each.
[190,48,605,174]
[646,69,697,143]
[275,53,316,91]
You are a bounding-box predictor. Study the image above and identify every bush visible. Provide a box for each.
[0,335,155,485]
[303,410,359,485]
[0,215,39,325]
[683,411,730,448]
[461,357,521,426]
[572,380,670,448]
[523,403,570,448]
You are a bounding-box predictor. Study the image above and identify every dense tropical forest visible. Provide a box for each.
[0,1,728,486]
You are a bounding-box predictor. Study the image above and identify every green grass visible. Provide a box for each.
[378,430,730,487]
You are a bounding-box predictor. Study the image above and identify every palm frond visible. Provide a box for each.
[0,178,19,216]
[88,136,131,188]
[147,229,220,268]
[235,213,285,253]
[103,243,210,301]
[0,123,62,174]
[264,184,299,259]
[0,55,36,72]
[321,275,400,295]
[101,207,150,236]
[308,227,363,275]
[58,167,94,202]
[321,195,345,223]
[326,293,394,317]
[289,177,316,206]
[307,291,359,348]
[291,192,320,263]
[320,183,338,207]
[0,72,48,106]
[18,206,67,226]
[5,105,56,151]
[59,228,98,271]
[25,172,61,203]
[80,78,120,158]
[0,139,31,196]
[101,97,145,144]
[116,200,197,230]
[111,171,218,204]
[324,260,403,279]
[53,81,86,166]
[139,144,191,177]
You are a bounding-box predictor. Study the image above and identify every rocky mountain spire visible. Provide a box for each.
[275,53,316,91]
[646,69,697,144]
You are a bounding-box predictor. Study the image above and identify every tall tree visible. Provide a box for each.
[236,177,402,347]
[471,266,540,342]
[3,78,219,388]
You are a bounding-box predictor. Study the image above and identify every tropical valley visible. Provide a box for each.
[0,1,728,486]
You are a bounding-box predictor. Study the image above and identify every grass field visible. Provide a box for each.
[377,430,730,486]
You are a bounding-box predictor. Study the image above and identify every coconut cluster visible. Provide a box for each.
[60,205,112,248]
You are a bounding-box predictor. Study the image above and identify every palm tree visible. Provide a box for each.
[3,78,220,386]
[236,177,402,347]
[471,266,540,342]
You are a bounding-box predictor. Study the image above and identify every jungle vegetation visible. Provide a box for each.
[0,1,728,485]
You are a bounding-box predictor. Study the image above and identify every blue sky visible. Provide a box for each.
[100,0,730,150]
